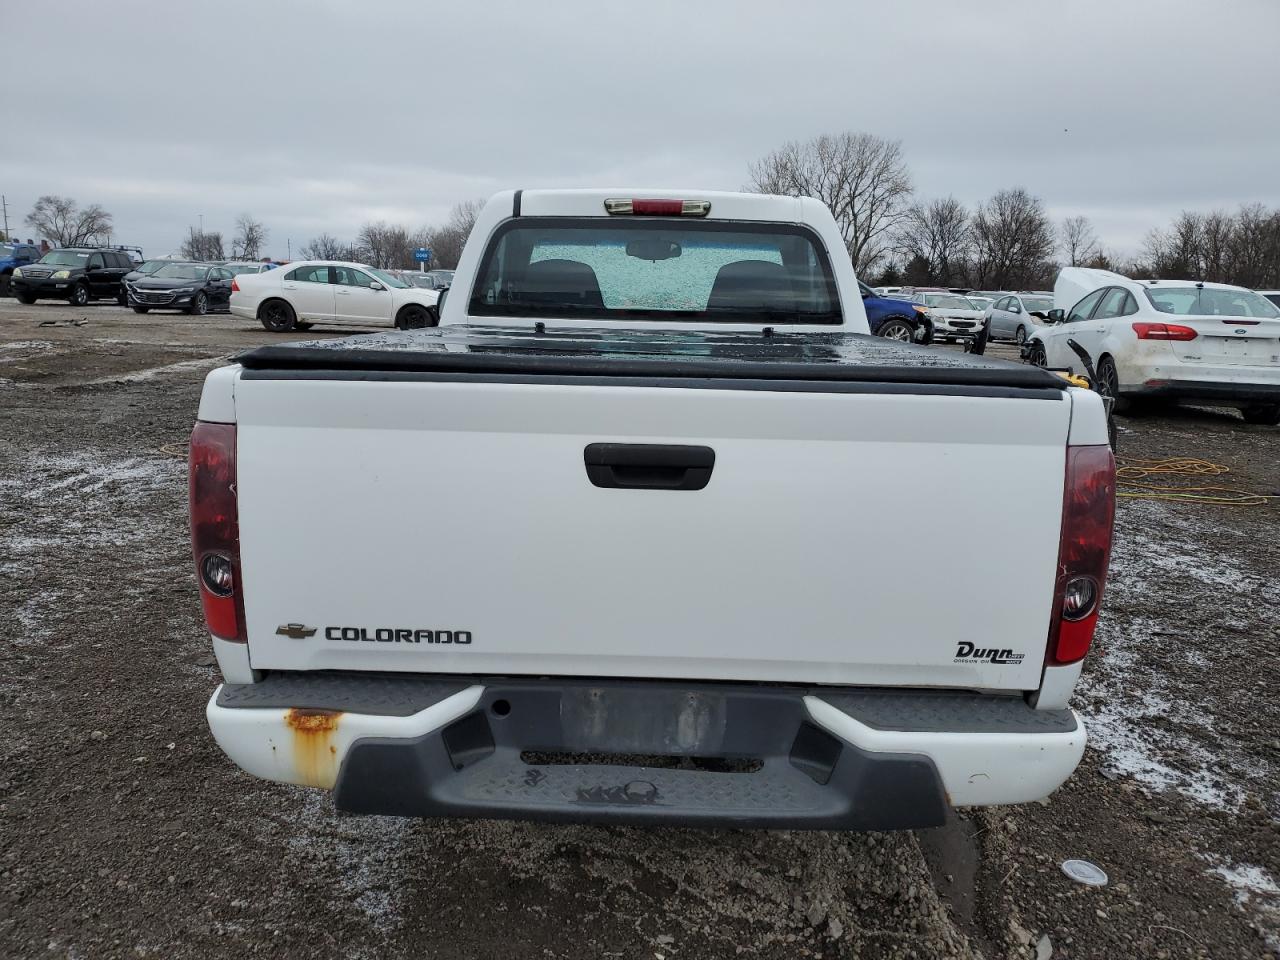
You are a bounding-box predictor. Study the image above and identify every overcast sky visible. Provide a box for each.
[4,0,1277,262]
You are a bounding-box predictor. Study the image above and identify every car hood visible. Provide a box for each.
[1055,267,1128,312]
[134,277,206,290]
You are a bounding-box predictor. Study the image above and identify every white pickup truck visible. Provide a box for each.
[193,189,1115,830]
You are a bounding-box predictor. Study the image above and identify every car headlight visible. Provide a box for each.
[171,287,194,294]
[51,270,70,279]
[12,267,22,278]
[912,305,929,316]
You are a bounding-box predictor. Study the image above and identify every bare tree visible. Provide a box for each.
[747,132,913,275]
[355,221,416,269]
[180,227,225,261]
[233,214,268,260]
[893,197,971,285]
[299,233,356,261]
[1226,202,1280,289]
[25,195,114,247]
[970,188,1056,289]
[1058,216,1101,267]
[1143,212,1203,280]
[424,199,484,269]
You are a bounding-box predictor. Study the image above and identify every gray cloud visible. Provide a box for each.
[4,0,1277,260]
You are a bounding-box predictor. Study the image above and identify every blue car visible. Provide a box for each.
[859,282,933,343]
[0,241,41,296]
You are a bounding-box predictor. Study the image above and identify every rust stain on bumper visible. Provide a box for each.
[285,708,342,788]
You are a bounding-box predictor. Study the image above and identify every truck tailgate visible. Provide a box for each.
[232,332,1071,691]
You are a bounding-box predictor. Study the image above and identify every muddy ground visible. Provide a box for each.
[1,299,1277,960]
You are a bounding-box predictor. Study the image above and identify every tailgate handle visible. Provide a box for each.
[584,443,715,491]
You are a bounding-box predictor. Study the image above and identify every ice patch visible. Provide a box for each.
[1078,499,1278,810]
[84,355,226,384]
[286,790,409,928]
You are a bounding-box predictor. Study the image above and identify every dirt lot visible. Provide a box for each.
[1,299,1277,960]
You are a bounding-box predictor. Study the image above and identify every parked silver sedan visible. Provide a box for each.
[984,293,1055,343]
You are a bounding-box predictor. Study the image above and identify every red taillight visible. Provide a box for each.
[1047,445,1115,665]
[190,421,246,642]
[231,277,240,293]
[1132,321,1197,341]
[603,198,711,217]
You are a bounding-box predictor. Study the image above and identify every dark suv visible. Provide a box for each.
[11,248,134,306]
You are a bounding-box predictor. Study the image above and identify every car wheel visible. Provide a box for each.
[189,292,209,316]
[876,318,914,342]
[1096,356,1133,415]
[1241,403,1280,426]
[16,291,38,305]
[68,282,89,307]
[259,299,296,332]
[1015,325,1027,344]
[0,274,10,297]
[132,306,150,314]
[117,287,129,306]
[396,304,431,330]
[1027,342,1047,367]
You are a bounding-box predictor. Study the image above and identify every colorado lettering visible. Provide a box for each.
[324,627,472,645]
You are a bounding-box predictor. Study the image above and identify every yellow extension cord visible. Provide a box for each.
[1115,457,1276,506]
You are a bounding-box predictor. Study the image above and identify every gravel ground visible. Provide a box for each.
[1,299,1277,959]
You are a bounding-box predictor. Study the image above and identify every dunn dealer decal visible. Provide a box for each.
[953,642,1026,666]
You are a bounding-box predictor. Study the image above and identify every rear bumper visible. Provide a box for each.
[1127,378,1280,405]
[207,674,1084,830]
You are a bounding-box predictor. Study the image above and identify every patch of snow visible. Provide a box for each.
[1204,858,1280,951]
[1078,499,1278,811]
[285,790,410,928]
[84,355,226,384]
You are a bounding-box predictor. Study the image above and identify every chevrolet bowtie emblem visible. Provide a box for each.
[276,623,317,639]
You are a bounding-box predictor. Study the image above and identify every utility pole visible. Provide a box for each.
[287,238,291,261]
[1,195,9,240]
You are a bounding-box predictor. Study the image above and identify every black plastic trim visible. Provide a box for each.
[216,672,468,717]
[236,367,1064,399]
[1127,379,1280,403]
[512,189,522,218]
[332,679,950,830]
[819,690,1077,734]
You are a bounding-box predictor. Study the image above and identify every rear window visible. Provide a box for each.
[1144,286,1279,319]
[468,218,841,324]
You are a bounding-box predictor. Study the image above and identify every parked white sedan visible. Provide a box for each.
[1026,267,1280,423]
[230,260,440,332]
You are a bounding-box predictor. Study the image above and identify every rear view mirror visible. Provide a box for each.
[625,238,682,262]
[370,281,385,291]
[1047,309,1065,323]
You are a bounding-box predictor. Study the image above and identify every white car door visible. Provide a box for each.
[1042,288,1109,370]
[281,265,336,321]
[1075,287,1131,365]
[333,266,394,326]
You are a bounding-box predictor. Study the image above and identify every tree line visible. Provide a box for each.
[749,130,1280,291]
[17,195,483,270]
[19,150,1280,289]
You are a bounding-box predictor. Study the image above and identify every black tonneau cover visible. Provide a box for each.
[236,325,1066,393]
